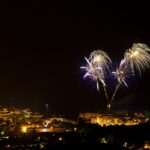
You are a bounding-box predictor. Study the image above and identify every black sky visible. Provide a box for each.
[0,1,150,113]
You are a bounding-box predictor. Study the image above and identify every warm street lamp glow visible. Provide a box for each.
[21,126,27,133]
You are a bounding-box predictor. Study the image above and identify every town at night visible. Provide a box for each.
[1,106,150,149]
[1,1,150,149]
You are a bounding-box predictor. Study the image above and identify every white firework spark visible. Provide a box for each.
[112,59,131,88]
[111,60,130,104]
[80,50,111,100]
[89,50,112,77]
[113,43,150,85]
[124,43,150,76]
[111,43,150,105]
[80,43,150,110]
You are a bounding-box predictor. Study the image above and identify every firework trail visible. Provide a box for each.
[110,43,150,107]
[80,50,112,101]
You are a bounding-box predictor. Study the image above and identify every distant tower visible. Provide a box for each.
[45,103,49,113]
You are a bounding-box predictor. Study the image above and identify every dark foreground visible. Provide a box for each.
[1,122,150,149]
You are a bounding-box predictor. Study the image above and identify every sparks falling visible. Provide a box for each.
[80,43,150,110]
[124,43,150,76]
[111,43,150,106]
[80,50,112,101]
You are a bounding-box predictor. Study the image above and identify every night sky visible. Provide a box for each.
[0,2,150,113]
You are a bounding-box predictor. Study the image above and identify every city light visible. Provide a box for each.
[21,126,27,133]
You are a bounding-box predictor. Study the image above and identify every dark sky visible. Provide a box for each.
[0,1,150,113]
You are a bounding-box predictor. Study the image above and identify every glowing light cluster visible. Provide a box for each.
[21,126,27,133]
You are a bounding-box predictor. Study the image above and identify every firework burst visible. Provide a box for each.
[80,43,150,110]
[80,50,111,100]
[89,50,112,77]
[111,43,150,107]
[124,43,150,76]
